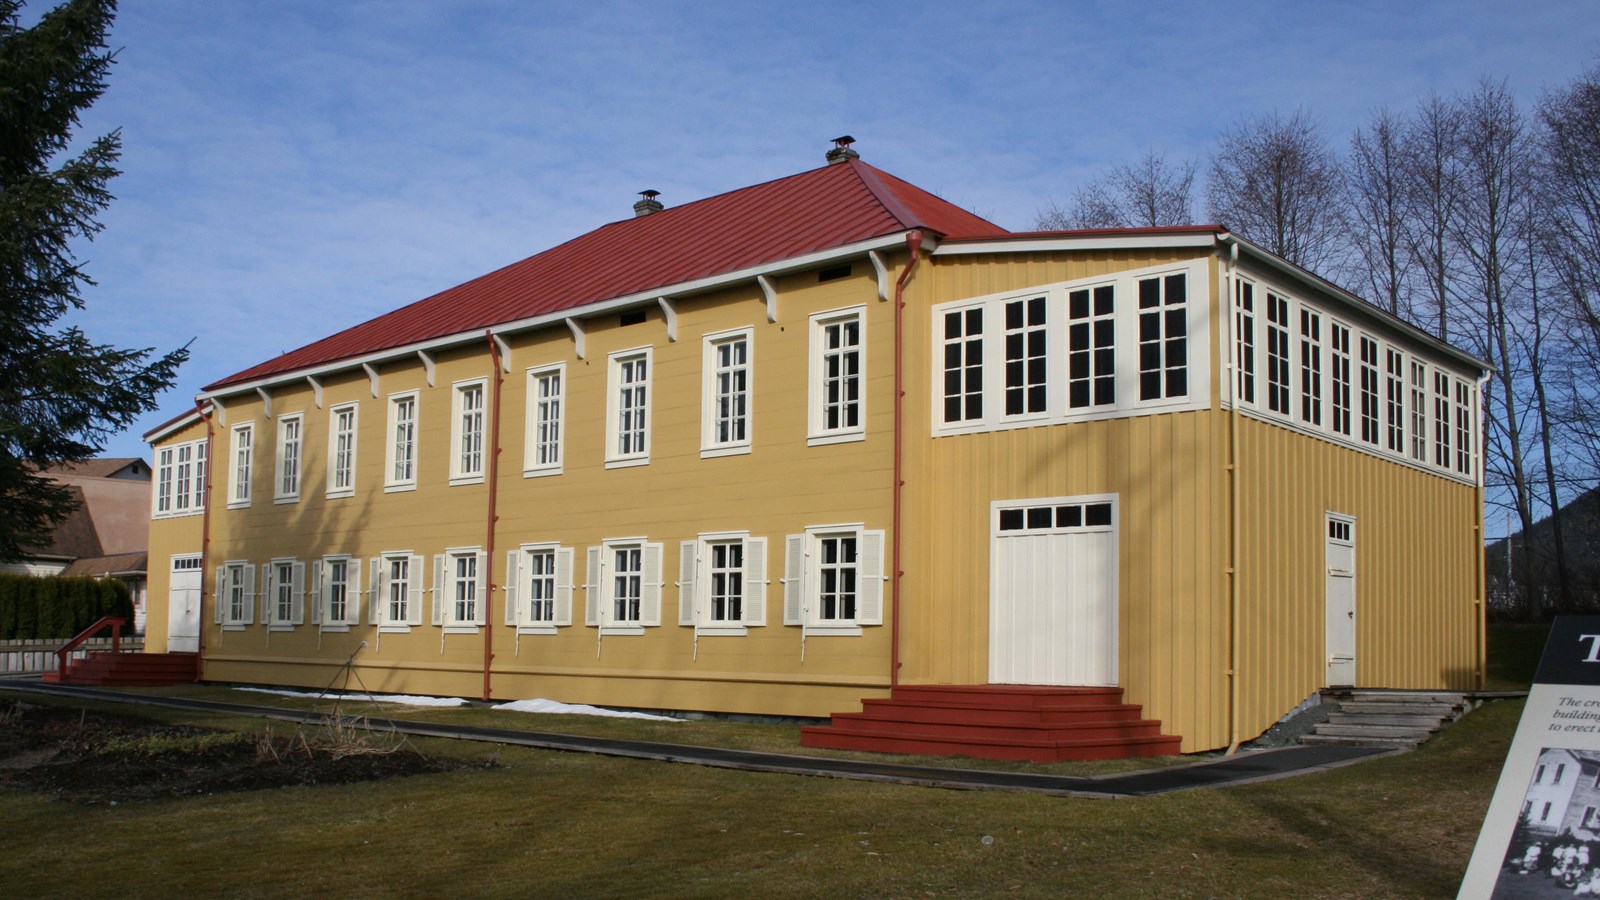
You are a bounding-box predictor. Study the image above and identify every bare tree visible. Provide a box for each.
[1344,110,1413,318]
[1400,96,1466,341]
[1034,152,1196,230]
[1542,64,1600,365]
[1207,109,1345,272]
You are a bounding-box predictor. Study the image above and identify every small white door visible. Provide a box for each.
[990,497,1118,686]
[1325,514,1356,686]
[167,555,202,653]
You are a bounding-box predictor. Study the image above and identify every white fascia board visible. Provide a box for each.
[199,231,916,402]
[143,404,211,445]
[933,234,1220,256]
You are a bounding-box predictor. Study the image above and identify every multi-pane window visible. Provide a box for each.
[175,443,194,513]
[387,392,418,488]
[815,533,858,623]
[611,545,642,624]
[784,528,884,631]
[1385,349,1405,454]
[1358,336,1380,446]
[679,535,766,632]
[1068,285,1115,409]
[271,561,297,626]
[526,366,564,474]
[1138,273,1188,401]
[1434,371,1452,469]
[387,555,410,625]
[704,331,751,453]
[1410,361,1429,463]
[276,415,302,501]
[1299,308,1323,427]
[812,310,864,441]
[452,381,486,481]
[453,553,479,624]
[230,425,252,507]
[1265,293,1291,415]
[1455,380,1474,476]
[607,349,651,464]
[942,307,984,423]
[1329,324,1352,437]
[1004,296,1048,416]
[223,562,252,626]
[997,500,1113,532]
[526,548,556,624]
[706,540,745,624]
[155,447,173,514]
[585,541,661,630]
[1234,280,1256,405]
[158,441,206,515]
[326,558,349,624]
[328,404,357,496]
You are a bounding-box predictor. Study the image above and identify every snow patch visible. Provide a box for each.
[492,698,679,721]
[235,687,469,707]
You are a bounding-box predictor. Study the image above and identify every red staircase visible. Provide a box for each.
[799,685,1183,762]
[42,652,198,686]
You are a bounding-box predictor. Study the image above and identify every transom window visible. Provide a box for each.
[387,392,418,490]
[997,501,1113,533]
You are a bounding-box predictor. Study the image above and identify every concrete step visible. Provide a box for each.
[1325,712,1446,729]
[1301,733,1417,750]
[1342,691,1466,704]
[1312,724,1435,740]
[1338,702,1462,717]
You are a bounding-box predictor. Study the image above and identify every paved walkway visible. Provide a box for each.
[1,681,1394,798]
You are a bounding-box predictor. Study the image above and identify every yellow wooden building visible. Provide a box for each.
[144,142,1485,756]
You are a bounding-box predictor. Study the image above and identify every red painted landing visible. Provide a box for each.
[41,651,198,686]
[800,685,1183,763]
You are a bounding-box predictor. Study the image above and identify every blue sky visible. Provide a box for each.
[53,0,1600,459]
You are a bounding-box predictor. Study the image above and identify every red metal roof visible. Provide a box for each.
[207,160,1008,391]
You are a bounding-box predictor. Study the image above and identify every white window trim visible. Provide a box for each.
[449,378,488,486]
[585,537,663,634]
[316,554,360,632]
[930,260,1210,438]
[373,550,424,633]
[385,390,419,493]
[216,560,254,631]
[782,523,885,636]
[263,557,304,631]
[604,347,653,469]
[701,327,754,458]
[507,542,575,634]
[325,402,359,499]
[274,413,304,504]
[678,530,768,636]
[153,438,209,519]
[437,546,487,633]
[808,306,867,446]
[228,424,253,509]
[524,363,566,477]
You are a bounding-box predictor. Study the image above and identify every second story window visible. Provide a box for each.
[1067,285,1115,410]
[275,414,302,503]
[606,349,652,467]
[809,308,865,445]
[386,392,417,491]
[942,306,984,422]
[327,403,357,498]
[1137,273,1188,401]
[525,365,564,476]
[450,380,486,484]
[154,439,207,518]
[703,329,752,456]
[229,424,252,508]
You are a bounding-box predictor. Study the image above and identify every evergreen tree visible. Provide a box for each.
[0,0,186,562]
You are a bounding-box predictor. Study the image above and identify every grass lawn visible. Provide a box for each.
[0,625,1544,898]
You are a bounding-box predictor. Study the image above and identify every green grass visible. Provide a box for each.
[1486,622,1550,691]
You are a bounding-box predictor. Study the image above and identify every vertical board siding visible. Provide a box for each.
[146,418,211,655]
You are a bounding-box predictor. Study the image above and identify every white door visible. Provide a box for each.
[167,555,202,653]
[1325,514,1356,686]
[989,497,1118,686]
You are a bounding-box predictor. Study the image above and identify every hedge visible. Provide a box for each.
[0,573,134,640]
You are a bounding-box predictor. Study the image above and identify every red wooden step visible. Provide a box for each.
[823,711,1166,742]
[858,698,1146,726]
[800,724,1183,763]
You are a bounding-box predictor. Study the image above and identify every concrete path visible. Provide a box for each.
[0,681,1394,798]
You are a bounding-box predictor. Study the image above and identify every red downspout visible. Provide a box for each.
[891,230,924,688]
[482,331,506,701]
[194,401,215,682]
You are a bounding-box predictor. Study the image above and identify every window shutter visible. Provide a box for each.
[406,554,424,626]
[369,558,383,626]
[474,551,488,626]
[214,566,225,624]
[554,547,574,626]
[783,534,805,626]
[640,542,664,627]
[744,537,768,627]
[291,561,306,625]
[310,561,324,625]
[346,559,363,625]
[262,566,277,625]
[431,555,445,626]
[677,541,697,627]
[504,550,520,627]
[858,529,886,625]
[584,547,601,626]
[241,565,256,624]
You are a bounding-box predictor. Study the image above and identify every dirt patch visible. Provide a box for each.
[0,700,490,805]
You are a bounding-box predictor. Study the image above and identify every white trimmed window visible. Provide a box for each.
[1265,292,1292,416]
[942,304,984,422]
[154,438,207,518]
[1455,379,1474,477]
[782,525,885,635]
[262,558,304,629]
[229,424,252,508]
[1409,361,1429,463]
[1358,335,1381,446]
[1067,284,1115,410]
[275,413,303,503]
[606,348,652,467]
[677,533,768,635]
[1434,370,1452,469]
[1137,272,1188,401]
[326,403,358,498]
[312,556,361,631]
[525,364,564,476]
[214,561,254,629]
[1299,308,1323,427]
[504,543,575,633]
[1233,278,1256,406]
[432,548,487,631]
[386,391,418,491]
[583,539,663,633]
[1384,349,1405,454]
[372,552,424,630]
[809,307,865,444]
[451,380,487,484]
[1003,295,1048,418]
[702,328,753,457]
[1329,324,1352,437]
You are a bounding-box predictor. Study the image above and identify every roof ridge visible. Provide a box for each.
[847,160,926,232]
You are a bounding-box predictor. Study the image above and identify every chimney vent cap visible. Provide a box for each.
[826,136,860,165]
[633,189,664,217]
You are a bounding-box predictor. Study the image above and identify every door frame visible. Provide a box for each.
[1324,511,1356,686]
[167,553,203,653]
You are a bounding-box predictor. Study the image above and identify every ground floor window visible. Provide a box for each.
[215,562,254,628]
[678,533,767,633]
[782,526,885,634]
[584,540,663,633]
[506,544,574,632]
[432,549,486,630]
[263,559,304,628]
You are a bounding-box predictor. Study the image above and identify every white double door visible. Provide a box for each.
[167,555,202,653]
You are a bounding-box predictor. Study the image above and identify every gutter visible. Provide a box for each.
[194,400,215,682]
[1474,371,1490,690]
[890,231,924,688]
[483,331,506,701]
[1219,238,1244,755]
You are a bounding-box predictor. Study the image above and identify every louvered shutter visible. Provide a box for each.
[214,566,225,624]
[857,530,886,625]
[346,560,363,625]
[240,565,255,624]
[291,561,306,625]
[505,550,520,627]
[677,541,698,627]
[431,555,445,625]
[406,555,424,626]
[640,543,664,627]
[370,558,383,626]
[584,547,601,626]
[782,534,805,625]
[744,537,768,626]
[310,561,324,624]
[262,566,277,625]
[473,551,488,626]
[553,548,574,626]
